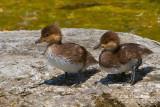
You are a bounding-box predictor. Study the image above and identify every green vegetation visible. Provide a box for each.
[0,0,160,41]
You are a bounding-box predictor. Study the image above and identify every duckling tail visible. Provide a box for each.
[143,48,153,55]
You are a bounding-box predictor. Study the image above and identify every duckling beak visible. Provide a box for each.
[93,43,101,50]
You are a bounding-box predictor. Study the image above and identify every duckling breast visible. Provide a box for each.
[46,47,84,73]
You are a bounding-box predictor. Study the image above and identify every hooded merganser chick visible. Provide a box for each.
[94,31,153,85]
[35,23,97,79]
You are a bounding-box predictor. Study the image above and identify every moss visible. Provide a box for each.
[0,0,160,41]
[94,93,125,107]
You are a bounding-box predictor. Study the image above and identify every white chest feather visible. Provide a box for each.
[45,48,84,73]
[101,59,139,74]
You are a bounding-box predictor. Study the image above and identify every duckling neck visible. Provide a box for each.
[104,46,120,53]
[42,41,62,55]
[48,41,62,46]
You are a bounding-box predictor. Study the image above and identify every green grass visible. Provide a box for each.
[0,0,160,41]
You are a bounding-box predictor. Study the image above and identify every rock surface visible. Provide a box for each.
[0,29,160,107]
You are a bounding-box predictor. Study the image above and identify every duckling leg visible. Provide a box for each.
[130,67,136,85]
[130,58,142,85]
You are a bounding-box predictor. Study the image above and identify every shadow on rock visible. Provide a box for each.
[44,68,99,86]
[99,66,154,85]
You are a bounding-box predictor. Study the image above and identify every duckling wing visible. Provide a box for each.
[118,43,152,64]
[50,43,88,65]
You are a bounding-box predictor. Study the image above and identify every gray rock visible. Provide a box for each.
[0,29,160,107]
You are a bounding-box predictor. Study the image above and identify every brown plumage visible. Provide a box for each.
[99,43,152,67]
[117,43,152,64]
[35,23,97,75]
[100,31,120,46]
[49,43,97,65]
[94,31,153,85]
[94,31,120,50]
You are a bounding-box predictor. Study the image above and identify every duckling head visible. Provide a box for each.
[94,31,120,51]
[35,23,62,44]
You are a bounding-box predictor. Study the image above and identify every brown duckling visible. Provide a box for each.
[35,23,97,79]
[94,31,152,85]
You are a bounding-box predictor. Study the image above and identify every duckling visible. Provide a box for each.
[94,31,153,85]
[35,23,97,79]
